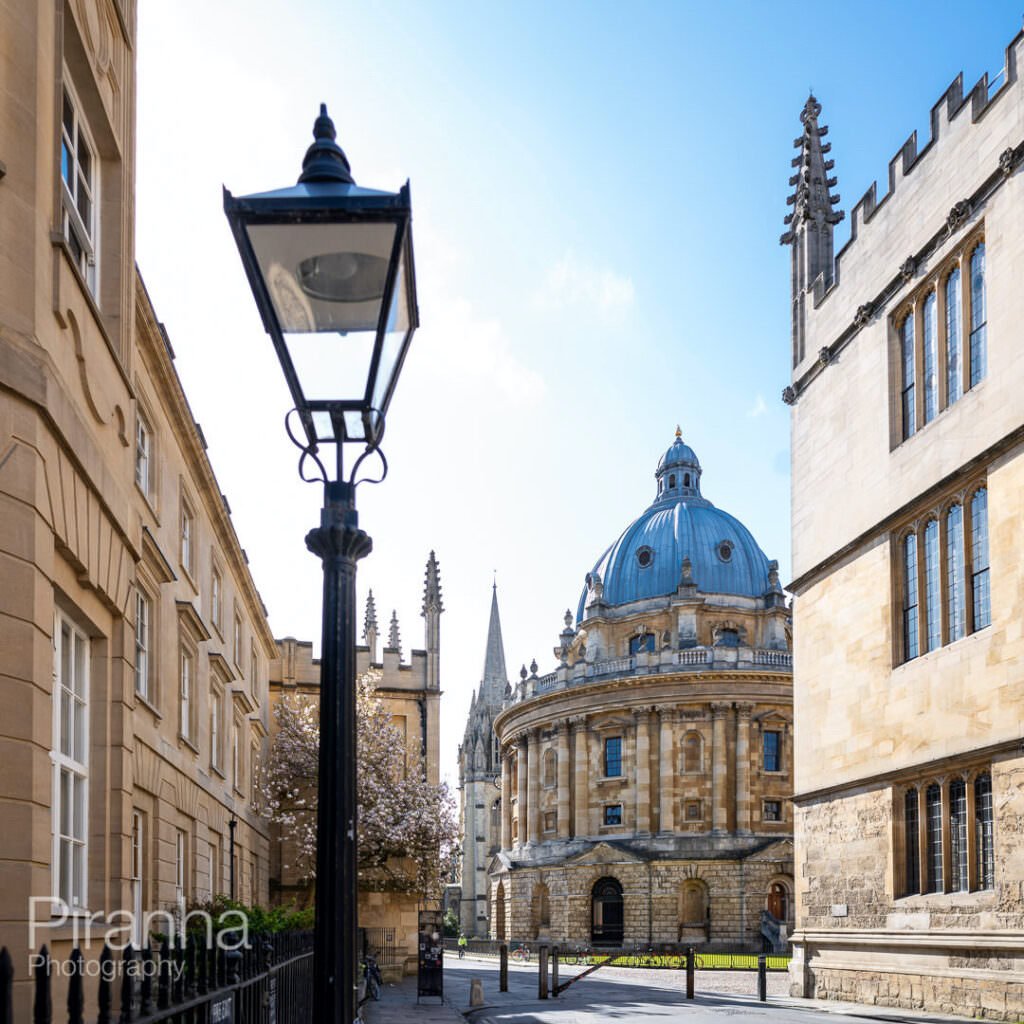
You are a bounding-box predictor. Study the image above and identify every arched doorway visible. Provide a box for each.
[495,880,507,941]
[591,876,624,946]
[767,882,789,922]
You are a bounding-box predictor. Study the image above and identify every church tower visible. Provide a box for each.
[780,94,843,368]
[458,583,509,937]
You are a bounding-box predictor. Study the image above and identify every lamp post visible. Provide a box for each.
[224,105,418,1024]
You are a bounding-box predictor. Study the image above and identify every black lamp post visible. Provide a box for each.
[224,105,418,1024]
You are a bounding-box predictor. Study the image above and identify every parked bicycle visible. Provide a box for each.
[510,943,532,962]
[362,951,383,1001]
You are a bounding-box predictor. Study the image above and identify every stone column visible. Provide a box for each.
[734,702,753,834]
[516,734,528,848]
[658,708,675,834]
[573,718,589,838]
[711,703,729,834]
[500,747,512,851]
[527,730,541,845]
[556,722,571,839]
[634,709,651,835]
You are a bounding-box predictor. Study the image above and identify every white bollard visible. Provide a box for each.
[470,978,485,1006]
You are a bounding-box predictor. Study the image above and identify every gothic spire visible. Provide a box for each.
[422,550,443,615]
[364,589,378,662]
[781,94,843,245]
[388,609,402,658]
[781,94,845,365]
[479,581,508,704]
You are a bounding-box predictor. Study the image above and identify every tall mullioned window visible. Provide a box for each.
[896,233,986,443]
[900,313,915,439]
[899,771,994,897]
[898,483,990,664]
[945,268,962,404]
[60,80,98,293]
[922,291,938,424]
[763,731,781,772]
[971,488,991,630]
[969,243,987,387]
[903,534,919,660]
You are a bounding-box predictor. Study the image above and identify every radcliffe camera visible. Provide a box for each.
[0,4,1021,1024]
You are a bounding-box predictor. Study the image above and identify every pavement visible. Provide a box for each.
[360,955,979,1024]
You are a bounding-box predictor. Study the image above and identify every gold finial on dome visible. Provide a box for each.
[675,425,682,439]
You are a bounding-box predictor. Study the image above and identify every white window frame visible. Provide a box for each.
[180,646,195,744]
[233,609,243,668]
[174,828,187,921]
[180,496,195,579]
[210,685,223,773]
[131,811,144,947]
[135,589,151,702]
[52,611,89,911]
[135,409,152,501]
[232,715,241,793]
[60,73,99,294]
[211,565,223,634]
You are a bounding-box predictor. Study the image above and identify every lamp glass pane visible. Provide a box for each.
[311,411,335,442]
[343,411,367,440]
[282,329,374,403]
[370,253,412,414]
[246,221,398,334]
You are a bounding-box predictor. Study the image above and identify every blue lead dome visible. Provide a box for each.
[578,431,774,620]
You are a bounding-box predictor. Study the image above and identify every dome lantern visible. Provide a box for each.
[655,427,703,500]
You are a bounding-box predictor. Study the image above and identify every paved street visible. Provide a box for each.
[442,955,971,1024]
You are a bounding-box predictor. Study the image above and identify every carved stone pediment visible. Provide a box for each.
[565,842,644,866]
[743,838,794,863]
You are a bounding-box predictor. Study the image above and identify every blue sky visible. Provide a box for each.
[135,1,1024,786]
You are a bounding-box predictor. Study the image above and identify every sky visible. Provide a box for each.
[134,1,1024,789]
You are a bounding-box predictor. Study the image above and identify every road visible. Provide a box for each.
[443,955,961,1024]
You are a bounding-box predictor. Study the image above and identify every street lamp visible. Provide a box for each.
[224,104,418,1024]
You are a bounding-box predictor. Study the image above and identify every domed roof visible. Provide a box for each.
[577,432,774,620]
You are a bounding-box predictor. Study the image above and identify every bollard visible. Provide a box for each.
[551,946,559,997]
[686,946,694,1000]
[757,954,767,1002]
[499,944,508,993]
[470,978,485,1006]
[538,945,549,999]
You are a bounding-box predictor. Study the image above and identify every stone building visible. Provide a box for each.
[268,553,443,972]
[457,584,510,937]
[488,433,794,950]
[0,1,274,1014]
[780,43,1024,1019]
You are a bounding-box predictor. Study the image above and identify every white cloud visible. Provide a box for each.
[535,251,635,319]
[747,394,768,418]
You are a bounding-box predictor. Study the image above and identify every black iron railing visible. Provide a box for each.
[0,930,313,1023]
[357,927,399,968]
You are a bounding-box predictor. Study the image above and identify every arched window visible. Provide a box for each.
[923,291,938,423]
[532,881,551,934]
[945,268,962,404]
[629,632,655,655]
[970,243,986,387]
[949,779,968,892]
[684,473,690,487]
[542,749,556,789]
[679,880,708,932]
[971,488,990,630]
[682,732,702,774]
[924,519,940,652]
[975,773,994,889]
[767,882,789,922]
[946,504,965,642]
[669,474,676,488]
[903,788,920,895]
[901,312,916,439]
[591,877,624,945]
[903,532,919,660]
[491,799,501,836]
[926,783,943,893]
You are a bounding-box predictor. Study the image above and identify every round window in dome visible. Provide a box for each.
[717,540,734,563]
[637,546,654,569]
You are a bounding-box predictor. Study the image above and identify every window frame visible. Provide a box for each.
[179,490,196,582]
[59,73,99,295]
[211,562,223,637]
[762,799,783,823]
[603,736,623,778]
[135,407,154,503]
[179,642,198,749]
[762,730,781,773]
[52,610,90,913]
[894,480,990,665]
[893,231,986,445]
[602,804,623,827]
[134,586,153,704]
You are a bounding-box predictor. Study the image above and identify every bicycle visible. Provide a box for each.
[362,952,383,1001]
[510,943,531,962]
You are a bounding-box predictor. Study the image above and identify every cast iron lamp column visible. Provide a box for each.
[307,478,371,1024]
[224,105,418,1024]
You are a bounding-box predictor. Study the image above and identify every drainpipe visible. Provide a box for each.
[417,695,427,779]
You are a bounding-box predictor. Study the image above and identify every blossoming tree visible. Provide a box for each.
[261,670,459,899]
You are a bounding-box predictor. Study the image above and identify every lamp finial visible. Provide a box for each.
[675,424,682,439]
[299,103,354,185]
